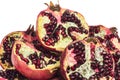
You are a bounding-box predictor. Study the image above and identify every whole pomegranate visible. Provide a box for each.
[60,37,114,80]
[36,1,89,52]
[11,40,60,80]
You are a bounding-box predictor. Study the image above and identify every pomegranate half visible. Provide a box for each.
[37,1,89,52]
[11,40,60,80]
[60,37,114,80]
[0,25,35,80]
[89,25,120,80]
[0,25,35,69]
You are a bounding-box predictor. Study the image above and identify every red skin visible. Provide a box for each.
[0,77,7,80]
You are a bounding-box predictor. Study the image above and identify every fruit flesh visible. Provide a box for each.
[11,40,60,80]
[0,31,24,69]
[37,6,89,52]
[0,1,120,80]
[61,38,114,80]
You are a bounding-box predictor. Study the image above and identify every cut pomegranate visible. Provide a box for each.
[11,40,60,80]
[0,25,35,70]
[36,1,89,52]
[60,37,114,80]
[89,25,120,51]
[0,1,120,79]
[89,25,120,79]
[0,25,36,80]
[0,64,28,80]
[0,68,28,80]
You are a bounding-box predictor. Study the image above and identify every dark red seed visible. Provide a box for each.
[97,37,104,43]
[70,65,76,71]
[23,58,29,64]
[94,26,100,33]
[16,44,21,49]
[19,54,29,63]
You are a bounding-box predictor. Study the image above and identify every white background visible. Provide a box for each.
[0,0,120,42]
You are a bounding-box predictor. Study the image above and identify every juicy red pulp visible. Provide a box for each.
[15,43,60,69]
[89,26,120,50]
[61,40,114,80]
[0,25,36,68]
[1,36,15,66]
[61,10,81,26]
[40,9,88,46]
[0,69,28,80]
[89,26,120,80]
[89,26,100,37]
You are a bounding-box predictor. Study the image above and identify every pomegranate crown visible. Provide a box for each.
[25,24,36,36]
[45,1,61,11]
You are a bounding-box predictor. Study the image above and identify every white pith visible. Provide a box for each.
[63,22,78,28]
[71,31,87,40]
[76,44,95,79]
[95,47,104,65]
[66,42,105,79]
[78,61,95,79]
[38,16,50,39]
[112,38,120,50]
[95,30,106,39]
[117,59,120,64]
[15,41,60,71]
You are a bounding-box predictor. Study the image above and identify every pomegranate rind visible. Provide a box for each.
[0,77,7,80]
[11,41,60,80]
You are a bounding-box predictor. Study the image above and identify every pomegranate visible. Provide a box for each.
[11,40,60,80]
[60,37,114,80]
[0,25,36,80]
[37,1,89,52]
[89,25,120,51]
[0,68,28,80]
[0,24,35,69]
[89,25,120,79]
[103,27,120,80]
